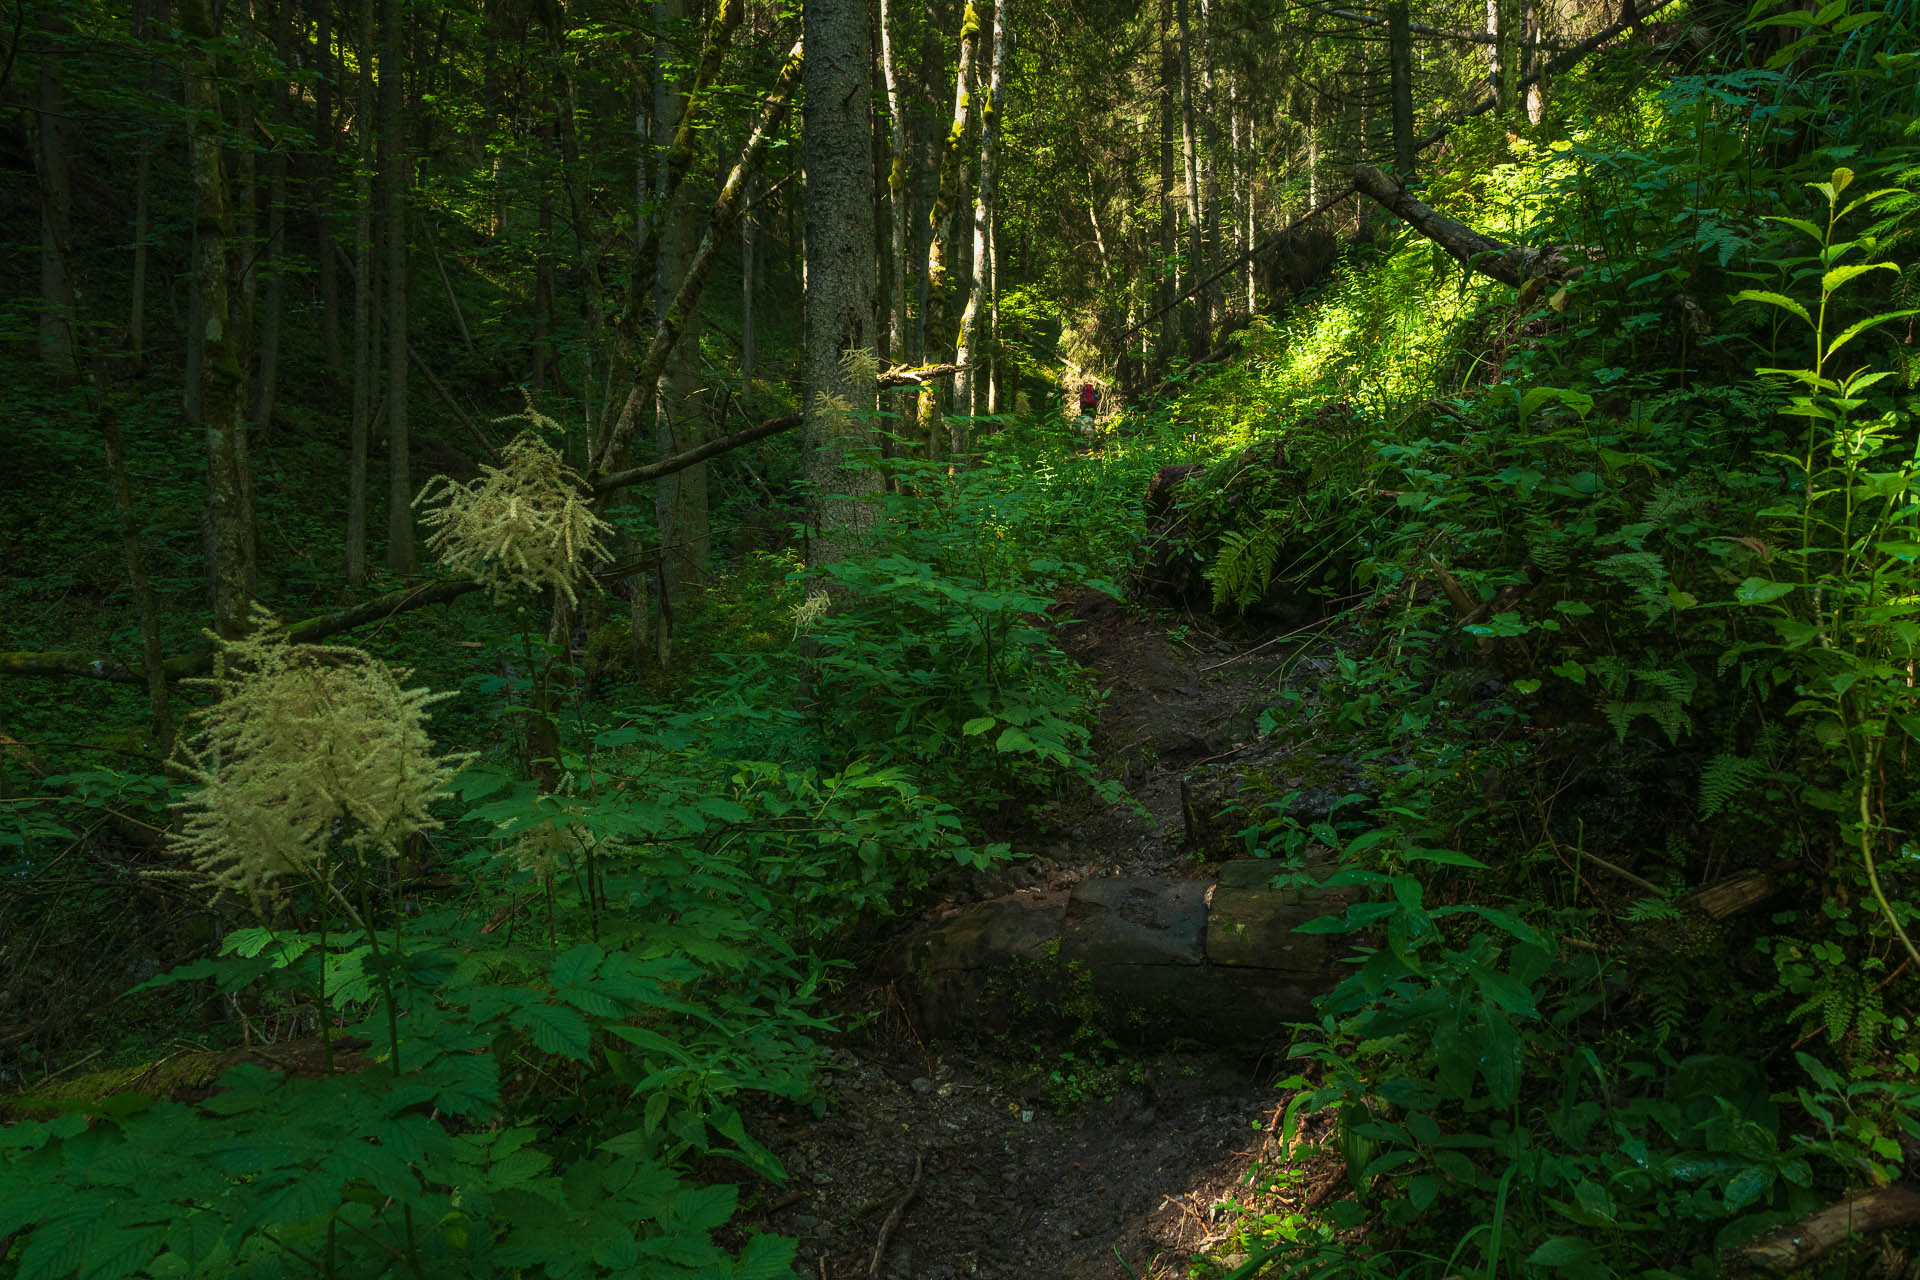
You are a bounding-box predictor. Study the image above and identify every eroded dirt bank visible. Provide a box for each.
[753,592,1346,1279]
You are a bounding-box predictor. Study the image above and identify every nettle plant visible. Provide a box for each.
[1731,167,1920,976]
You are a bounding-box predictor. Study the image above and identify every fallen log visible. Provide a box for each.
[1729,1185,1920,1274]
[1353,163,1584,290]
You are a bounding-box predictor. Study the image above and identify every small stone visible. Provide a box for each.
[791,1213,821,1231]
[1020,1109,1034,1123]
[911,1076,934,1094]
[812,1172,833,1184]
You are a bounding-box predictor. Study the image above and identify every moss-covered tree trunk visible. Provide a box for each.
[953,0,1008,440]
[915,0,983,459]
[182,0,256,640]
[803,0,879,565]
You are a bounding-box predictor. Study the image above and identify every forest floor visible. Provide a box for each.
[744,590,1348,1279]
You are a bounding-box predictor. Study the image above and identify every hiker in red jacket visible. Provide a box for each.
[1078,380,1099,420]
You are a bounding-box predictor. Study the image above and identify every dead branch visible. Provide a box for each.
[1354,163,1581,289]
[1729,1185,1920,1275]
[866,1150,925,1279]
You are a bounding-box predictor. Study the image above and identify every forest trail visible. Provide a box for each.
[752,593,1343,1280]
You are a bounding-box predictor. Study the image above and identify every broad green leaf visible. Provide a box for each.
[1472,966,1538,1018]
[1821,262,1894,295]
[1826,309,1920,361]
[1735,577,1796,605]
[1528,1235,1598,1266]
[995,726,1036,753]
[733,1232,799,1279]
[1733,289,1811,327]
[961,716,996,736]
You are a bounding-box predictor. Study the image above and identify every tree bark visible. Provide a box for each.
[803,0,879,566]
[915,0,984,458]
[313,0,342,379]
[99,405,172,742]
[954,0,1009,439]
[252,0,292,434]
[652,0,710,604]
[593,39,805,475]
[879,0,911,435]
[742,167,757,406]
[345,0,376,587]
[1730,1186,1920,1276]
[1389,0,1415,173]
[1175,0,1208,359]
[181,0,255,640]
[1158,0,1177,374]
[30,13,78,376]
[1352,162,1578,287]
[382,0,416,575]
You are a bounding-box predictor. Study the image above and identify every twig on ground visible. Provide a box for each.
[866,1150,925,1279]
[1198,615,1342,673]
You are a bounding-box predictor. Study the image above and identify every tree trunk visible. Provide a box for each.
[533,189,554,388]
[803,0,879,566]
[653,0,710,605]
[100,406,172,743]
[986,206,1001,413]
[252,0,292,434]
[954,0,1009,440]
[382,0,416,575]
[1175,0,1208,359]
[130,0,164,372]
[1353,162,1578,287]
[915,0,984,458]
[313,0,342,379]
[182,0,256,640]
[1389,0,1415,173]
[742,167,757,405]
[1158,0,1177,374]
[1492,0,1523,125]
[346,0,375,586]
[30,16,79,376]
[879,0,911,434]
[593,40,805,475]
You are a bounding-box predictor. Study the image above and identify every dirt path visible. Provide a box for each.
[755,593,1338,1279]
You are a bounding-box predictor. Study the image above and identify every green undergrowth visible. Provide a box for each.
[1155,8,1920,1278]
[0,396,1185,1277]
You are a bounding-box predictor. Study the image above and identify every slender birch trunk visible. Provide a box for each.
[879,0,911,433]
[953,0,1007,439]
[915,0,985,458]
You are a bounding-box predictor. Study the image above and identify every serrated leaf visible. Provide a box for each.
[1733,289,1811,327]
[512,1003,591,1061]
[734,1231,800,1280]
[961,716,996,736]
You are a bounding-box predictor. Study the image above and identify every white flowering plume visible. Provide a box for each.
[172,611,471,899]
[415,403,612,606]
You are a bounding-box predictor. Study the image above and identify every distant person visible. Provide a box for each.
[1078,381,1099,420]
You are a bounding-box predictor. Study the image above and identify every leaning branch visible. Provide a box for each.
[1120,0,1680,342]
[590,364,960,497]
[7,363,967,686]
[594,37,805,474]
[1353,163,1582,289]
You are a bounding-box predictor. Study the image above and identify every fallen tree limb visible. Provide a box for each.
[1729,1185,1920,1274]
[1354,163,1582,289]
[590,364,956,498]
[1121,0,1680,344]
